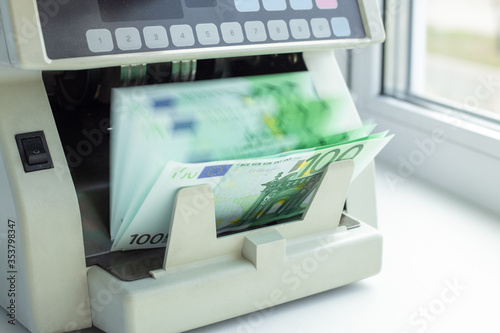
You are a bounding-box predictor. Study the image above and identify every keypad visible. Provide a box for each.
[87,16,354,54]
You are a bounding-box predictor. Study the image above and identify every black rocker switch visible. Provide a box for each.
[15,131,53,172]
[22,137,49,165]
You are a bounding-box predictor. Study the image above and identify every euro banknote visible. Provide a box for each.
[111,133,392,251]
[110,71,364,241]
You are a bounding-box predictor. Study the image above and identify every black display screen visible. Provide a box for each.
[185,0,216,7]
[98,0,184,22]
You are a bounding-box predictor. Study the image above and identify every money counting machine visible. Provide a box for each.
[0,0,385,332]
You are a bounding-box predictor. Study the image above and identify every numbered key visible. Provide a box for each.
[170,25,195,47]
[115,27,142,51]
[331,17,351,37]
[196,23,220,45]
[263,0,287,11]
[86,29,113,53]
[311,18,331,38]
[234,0,260,12]
[143,26,169,49]
[290,19,311,39]
[267,20,289,41]
[290,0,313,10]
[244,21,267,42]
[316,0,338,9]
[221,22,244,44]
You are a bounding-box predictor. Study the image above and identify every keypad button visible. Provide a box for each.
[170,25,195,47]
[267,20,289,41]
[221,22,244,44]
[196,23,220,45]
[244,21,267,42]
[263,0,287,11]
[331,17,351,37]
[316,0,338,9]
[290,0,313,10]
[311,18,331,38]
[143,26,169,49]
[234,0,260,12]
[115,28,142,51]
[290,19,311,39]
[86,29,114,53]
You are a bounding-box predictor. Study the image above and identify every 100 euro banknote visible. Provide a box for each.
[111,133,392,251]
[110,71,361,241]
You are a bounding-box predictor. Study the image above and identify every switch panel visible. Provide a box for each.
[15,131,53,172]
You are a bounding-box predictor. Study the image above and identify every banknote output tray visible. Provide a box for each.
[86,214,362,282]
[87,160,382,332]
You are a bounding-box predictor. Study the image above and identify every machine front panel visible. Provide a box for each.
[37,0,366,60]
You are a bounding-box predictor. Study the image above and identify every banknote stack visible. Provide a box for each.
[110,72,392,251]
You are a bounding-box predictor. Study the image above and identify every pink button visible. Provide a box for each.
[316,0,338,9]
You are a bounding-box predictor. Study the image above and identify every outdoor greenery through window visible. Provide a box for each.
[384,0,500,122]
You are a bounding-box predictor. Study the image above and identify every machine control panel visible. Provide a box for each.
[37,0,366,60]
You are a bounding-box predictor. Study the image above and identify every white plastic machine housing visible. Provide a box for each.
[0,1,385,332]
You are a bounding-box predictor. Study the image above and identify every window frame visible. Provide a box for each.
[350,0,500,215]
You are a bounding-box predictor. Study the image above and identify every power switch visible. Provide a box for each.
[22,137,49,165]
[15,131,54,172]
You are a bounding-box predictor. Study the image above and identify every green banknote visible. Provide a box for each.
[110,71,363,241]
[111,133,392,251]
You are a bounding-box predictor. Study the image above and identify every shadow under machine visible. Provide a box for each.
[0,1,385,332]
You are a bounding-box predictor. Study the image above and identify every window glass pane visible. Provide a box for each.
[418,0,500,116]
